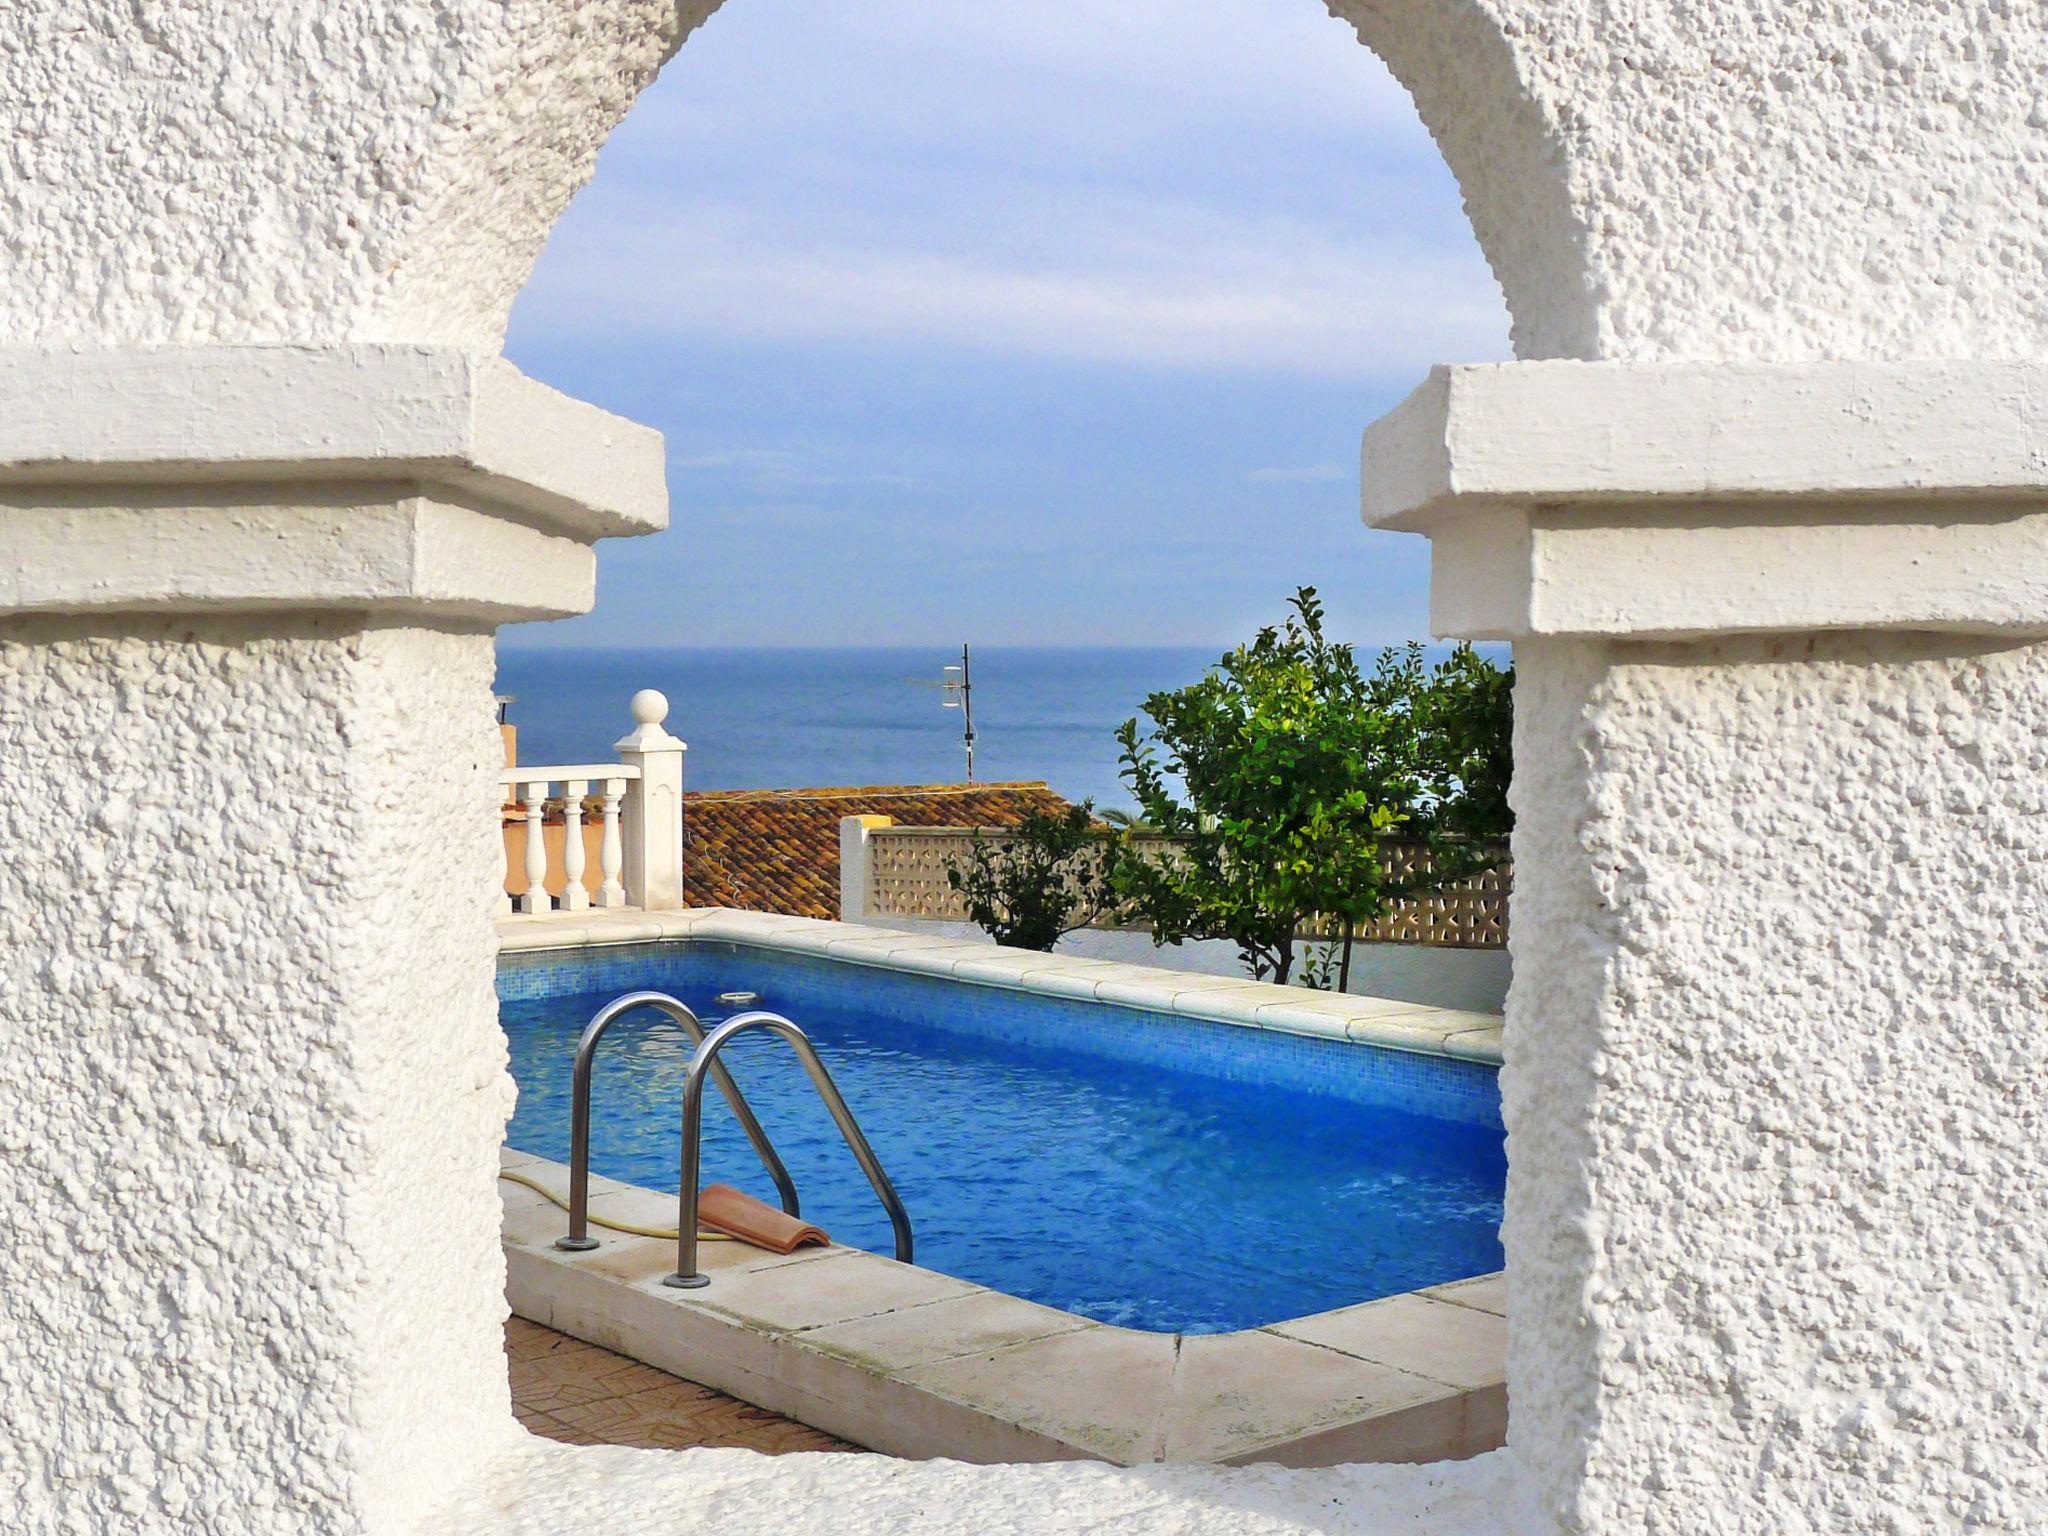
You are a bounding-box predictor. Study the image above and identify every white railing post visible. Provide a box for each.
[839,814,892,922]
[560,778,590,912]
[516,778,550,915]
[616,689,686,909]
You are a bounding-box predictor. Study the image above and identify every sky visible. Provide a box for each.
[502,0,1510,649]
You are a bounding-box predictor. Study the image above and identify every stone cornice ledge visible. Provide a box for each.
[1365,361,2048,526]
[1364,362,2048,640]
[0,345,666,541]
[0,346,666,624]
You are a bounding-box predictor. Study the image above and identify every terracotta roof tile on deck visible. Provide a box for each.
[683,783,1072,920]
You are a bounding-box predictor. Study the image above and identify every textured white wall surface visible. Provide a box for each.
[1330,2,2048,363]
[0,617,517,1533]
[1505,634,2048,1534]
[428,1443,1541,1534]
[0,4,709,349]
[9,4,2044,363]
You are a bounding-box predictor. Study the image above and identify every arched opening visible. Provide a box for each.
[487,0,1528,1487]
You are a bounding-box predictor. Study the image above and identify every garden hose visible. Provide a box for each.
[498,1167,733,1241]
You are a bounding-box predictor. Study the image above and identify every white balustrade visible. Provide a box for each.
[496,691,685,916]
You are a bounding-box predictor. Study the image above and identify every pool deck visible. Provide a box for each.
[508,1316,855,1454]
[501,1148,1506,1467]
[496,907,1505,1067]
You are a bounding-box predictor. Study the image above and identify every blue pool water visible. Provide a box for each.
[500,942,1505,1334]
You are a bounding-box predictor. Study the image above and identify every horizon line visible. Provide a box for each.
[496,638,1481,653]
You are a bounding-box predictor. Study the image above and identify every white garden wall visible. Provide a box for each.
[848,916,1513,1014]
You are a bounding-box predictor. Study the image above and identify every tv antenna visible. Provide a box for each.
[912,644,975,783]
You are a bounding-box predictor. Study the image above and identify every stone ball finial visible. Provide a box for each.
[630,688,669,727]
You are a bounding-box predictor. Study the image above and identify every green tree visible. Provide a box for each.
[944,801,1117,952]
[1112,589,1433,984]
[1415,642,1514,844]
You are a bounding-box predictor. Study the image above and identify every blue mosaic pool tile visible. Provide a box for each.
[496,939,1502,1130]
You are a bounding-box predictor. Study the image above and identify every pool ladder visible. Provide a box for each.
[554,990,913,1290]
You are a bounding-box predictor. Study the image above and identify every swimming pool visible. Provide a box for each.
[499,939,1505,1334]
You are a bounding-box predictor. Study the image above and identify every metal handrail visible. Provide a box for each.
[555,991,799,1252]
[664,1010,913,1289]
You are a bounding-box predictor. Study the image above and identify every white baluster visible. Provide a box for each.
[596,778,627,908]
[560,778,590,913]
[517,778,550,915]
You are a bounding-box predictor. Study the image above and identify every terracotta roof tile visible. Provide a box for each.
[683,782,1072,920]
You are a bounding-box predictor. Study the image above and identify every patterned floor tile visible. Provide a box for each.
[504,1318,859,1455]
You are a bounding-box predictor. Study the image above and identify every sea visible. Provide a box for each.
[494,643,1486,813]
[493,646,1215,813]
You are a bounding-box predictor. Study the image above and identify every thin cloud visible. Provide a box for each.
[634,0,1435,171]
[1246,464,1349,485]
[516,193,1509,377]
[673,449,801,473]
[513,0,1509,377]
[673,447,916,490]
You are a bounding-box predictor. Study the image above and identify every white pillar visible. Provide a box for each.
[838,814,893,923]
[1367,361,2048,1535]
[616,689,687,910]
[0,347,666,1534]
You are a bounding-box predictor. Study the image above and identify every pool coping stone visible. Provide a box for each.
[498,1149,1508,1468]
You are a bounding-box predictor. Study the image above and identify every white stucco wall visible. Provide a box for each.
[430,1441,1542,1534]
[0,616,517,1533]
[1506,633,2048,1533]
[0,3,709,350]
[17,4,2045,365]
[1331,2,2048,363]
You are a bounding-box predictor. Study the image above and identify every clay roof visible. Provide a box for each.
[683,782,1073,920]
